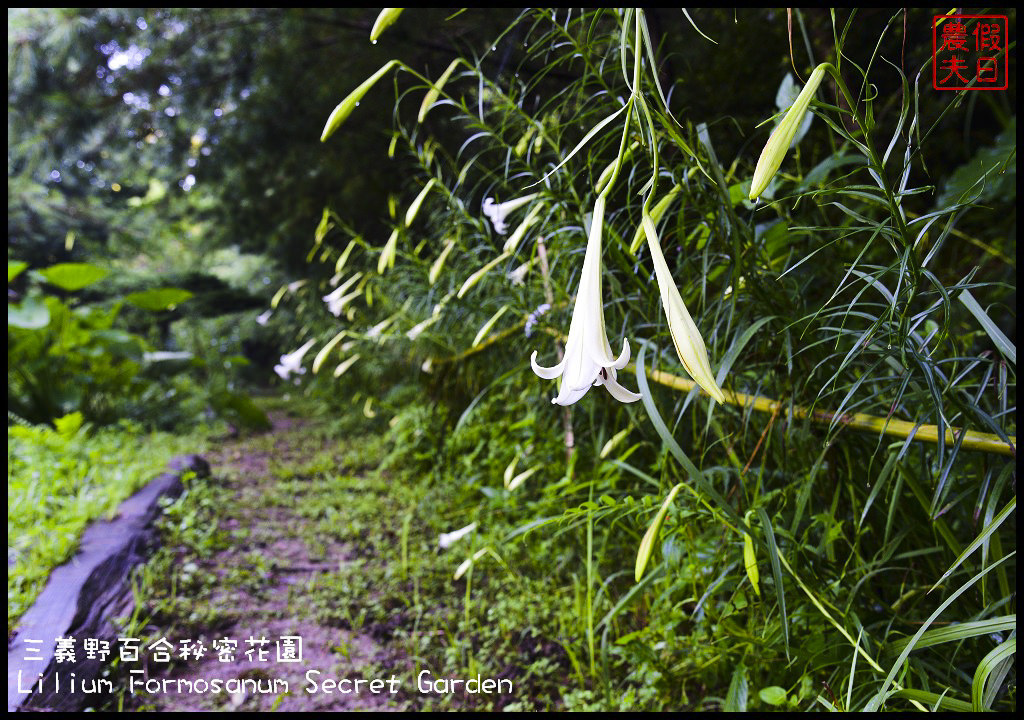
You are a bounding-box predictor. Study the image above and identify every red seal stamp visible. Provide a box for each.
[933,14,1009,90]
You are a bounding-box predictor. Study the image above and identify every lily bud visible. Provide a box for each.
[749,63,827,201]
[405,178,438,227]
[429,237,456,285]
[321,60,400,142]
[369,8,403,44]
[458,252,511,299]
[642,213,726,403]
[378,229,399,274]
[418,58,460,123]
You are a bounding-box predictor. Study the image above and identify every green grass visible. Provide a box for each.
[7,413,206,635]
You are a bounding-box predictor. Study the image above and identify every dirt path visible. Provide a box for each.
[125,410,403,712]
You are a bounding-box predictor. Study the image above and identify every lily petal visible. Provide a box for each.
[530,350,566,379]
[600,371,643,403]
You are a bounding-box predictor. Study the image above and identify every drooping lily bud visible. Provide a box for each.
[418,58,460,123]
[642,212,726,404]
[369,8,403,44]
[321,60,400,142]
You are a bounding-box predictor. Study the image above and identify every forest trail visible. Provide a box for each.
[125,408,405,712]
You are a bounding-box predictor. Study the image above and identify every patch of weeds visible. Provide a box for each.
[7,416,205,635]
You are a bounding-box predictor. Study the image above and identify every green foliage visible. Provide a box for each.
[7,6,1016,713]
[8,280,149,424]
[274,7,1015,712]
[7,415,203,633]
[7,264,269,430]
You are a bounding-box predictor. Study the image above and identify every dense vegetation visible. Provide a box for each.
[8,8,1016,712]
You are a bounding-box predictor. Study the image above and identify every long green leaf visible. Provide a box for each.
[930,495,1015,592]
[972,636,1015,711]
[755,507,789,658]
[865,552,1015,710]
[959,289,1016,365]
[886,615,1016,656]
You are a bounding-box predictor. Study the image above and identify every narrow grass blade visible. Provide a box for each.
[959,289,1016,365]
[755,507,789,658]
[930,495,1015,593]
[972,636,1015,711]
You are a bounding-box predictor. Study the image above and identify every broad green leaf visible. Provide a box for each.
[38,263,108,291]
[124,287,194,311]
[972,636,1015,711]
[53,412,84,438]
[959,289,1016,365]
[758,686,787,706]
[886,616,1016,656]
[8,260,28,283]
[885,689,973,713]
[724,665,748,711]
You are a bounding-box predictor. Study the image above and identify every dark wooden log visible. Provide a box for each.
[7,454,210,712]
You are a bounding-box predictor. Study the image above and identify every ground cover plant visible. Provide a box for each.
[7,413,204,634]
[7,7,1016,713]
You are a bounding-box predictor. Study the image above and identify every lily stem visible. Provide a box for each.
[537,235,575,464]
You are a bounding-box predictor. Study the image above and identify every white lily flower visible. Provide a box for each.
[255,309,273,326]
[482,193,538,234]
[366,317,394,341]
[322,273,363,317]
[324,289,360,317]
[438,522,477,550]
[507,260,532,286]
[273,339,317,380]
[530,197,641,405]
[406,315,438,341]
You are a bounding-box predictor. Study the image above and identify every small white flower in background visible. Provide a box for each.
[322,273,363,317]
[255,309,273,326]
[406,315,438,341]
[530,197,641,405]
[366,317,393,341]
[324,291,358,317]
[274,339,317,380]
[438,522,478,550]
[507,260,532,286]
[482,193,538,234]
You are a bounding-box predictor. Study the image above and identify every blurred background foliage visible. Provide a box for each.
[7,7,1016,711]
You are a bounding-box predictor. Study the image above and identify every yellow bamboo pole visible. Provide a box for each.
[627,364,1016,458]
[429,329,1016,457]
